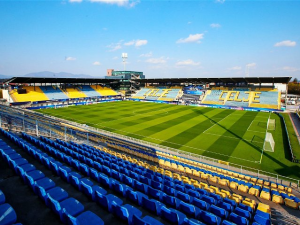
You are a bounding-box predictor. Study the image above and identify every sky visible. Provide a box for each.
[0,0,299,79]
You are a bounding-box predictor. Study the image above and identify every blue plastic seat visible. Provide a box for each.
[65,210,104,225]
[111,180,132,197]
[58,166,72,181]
[98,173,112,188]
[48,197,84,223]
[68,172,82,188]
[255,210,271,220]
[125,190,147,206]
[132,214,164,225]
[234,207,251,220]
[191,197,208,210]
[229,212,249,225]
[45,187,69,206]
[210,205,228,219]
[151,180,163,190]
[198,210,221,225]
[0,203,17,225]
[15,163,36,177]
[217,202,233,213]
[221,220,236,225]
[49,161,62,175]
[183,218,206,225]
[161,206,186,225]
[253,214,271,225]
[223,198,236,208]
[175,184,185,192]
[196,188,208,196]
[187,190,200,198]
[201,195,216,205]
[176,191,190,202]
[95,192,123,212]
[34,178,56,198]
[238,203,253,214]
[147,186,162,200]
[111,203,142,224]
[139,176,151,185]
[178,200,202,218]
[141,196,165,216]
[133,180,146,193]
[0,190,5,204]
[121,175,133,187]
[24,170,45,188]
[79,163,90,176]
[111,169,120,180]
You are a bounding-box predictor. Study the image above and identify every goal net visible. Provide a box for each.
[263,132,275,152]
[267,118,275,130]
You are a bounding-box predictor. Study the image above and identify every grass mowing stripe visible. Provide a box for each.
[203,111,262,161]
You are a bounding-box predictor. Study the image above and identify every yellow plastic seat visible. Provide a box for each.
[178,165,185,172]
[233,194,243,201]
[284,199,298,209]
[238,185,249,193]
[173,173,181,181]
[229,182,238,190]
[216,191,226,198]
[209,176,218,183]
[285,187,292,193]
[241,200,255,210]
[238,174,245,179]
[201,173,208,180]
[193,183,201,188]
[200,182,208,189]
[183,179,191,185]
[257,203,271,214]
[204,187,215,193]
[257,179,264,185]
[157,168,164,174]
[245,176,251,181]
[218,179,229,186]
[249,188,260,197]
[250,177,257,183]
[271,183,277,189]
[164,161,171,168]
[229,196,241,204]
[192,170,200,177]
[210,186,219,193]
[272,195,284,204]
[159,159,164,165]
[185,167,192,175]
[221,190,231,198]
[260,191,271,201]
[278,185,285,191]
[264,181,270,186]
[171,163,178,170]
[190,179,199,185]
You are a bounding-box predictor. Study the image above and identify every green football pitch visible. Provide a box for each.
[37,101,300,180]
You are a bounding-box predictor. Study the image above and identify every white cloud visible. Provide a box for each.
[282,66,300,72]
[135,39,147,47]
[124,40,135,46]
[246,63,256,68]
[93,61,101,66]
[65,56,76,61]
[216,0,225,3]
[90,0,139,8]
[146,57,167,64]
[69,0,82,2]
[176,59,200,66]
[274,40,296,47]
[210,23,221,28]
[140,52,152,57]
[112,56,118,60]
[187,22,192,25]
[107,41,123,51]
[103,27,108,30]
[124,39,148,47]
[176,33,204,44]
[228,66,242,71]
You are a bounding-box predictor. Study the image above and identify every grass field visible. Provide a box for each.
[37,101,300,180]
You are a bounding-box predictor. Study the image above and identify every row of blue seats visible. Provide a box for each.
[0,134,104,225]
[30,133,270,225]
[0,189,21,225]
[13,131,170,225]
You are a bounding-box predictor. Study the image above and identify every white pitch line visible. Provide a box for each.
[203,113,234,134]
[203,132,264,143]
[246,120,254,132]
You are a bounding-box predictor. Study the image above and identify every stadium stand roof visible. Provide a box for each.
[4,77,119,84]
[3,76,291,84]
[140,77,292,84]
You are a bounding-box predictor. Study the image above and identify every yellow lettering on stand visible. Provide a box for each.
[242,92,250,102]
[161,89,171,97]
[144,89,152,96]
[226,91,236,101]
[234,91,242,102]
[219,91,228,101]
[251,92,261,103]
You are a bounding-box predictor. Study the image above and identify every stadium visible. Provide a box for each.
[0,73,300,225]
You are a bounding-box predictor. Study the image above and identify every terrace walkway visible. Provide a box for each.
[290,113,300,144]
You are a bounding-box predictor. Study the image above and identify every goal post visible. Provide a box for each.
[263,132,275,152]
[267,118,275,130]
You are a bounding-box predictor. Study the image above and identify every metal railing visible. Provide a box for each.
[1,104,299,189]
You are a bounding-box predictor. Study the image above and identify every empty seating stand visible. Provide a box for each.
[0,190,19,225]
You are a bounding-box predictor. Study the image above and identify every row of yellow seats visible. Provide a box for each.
[157,152,291,192]
[95,145,261,211]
